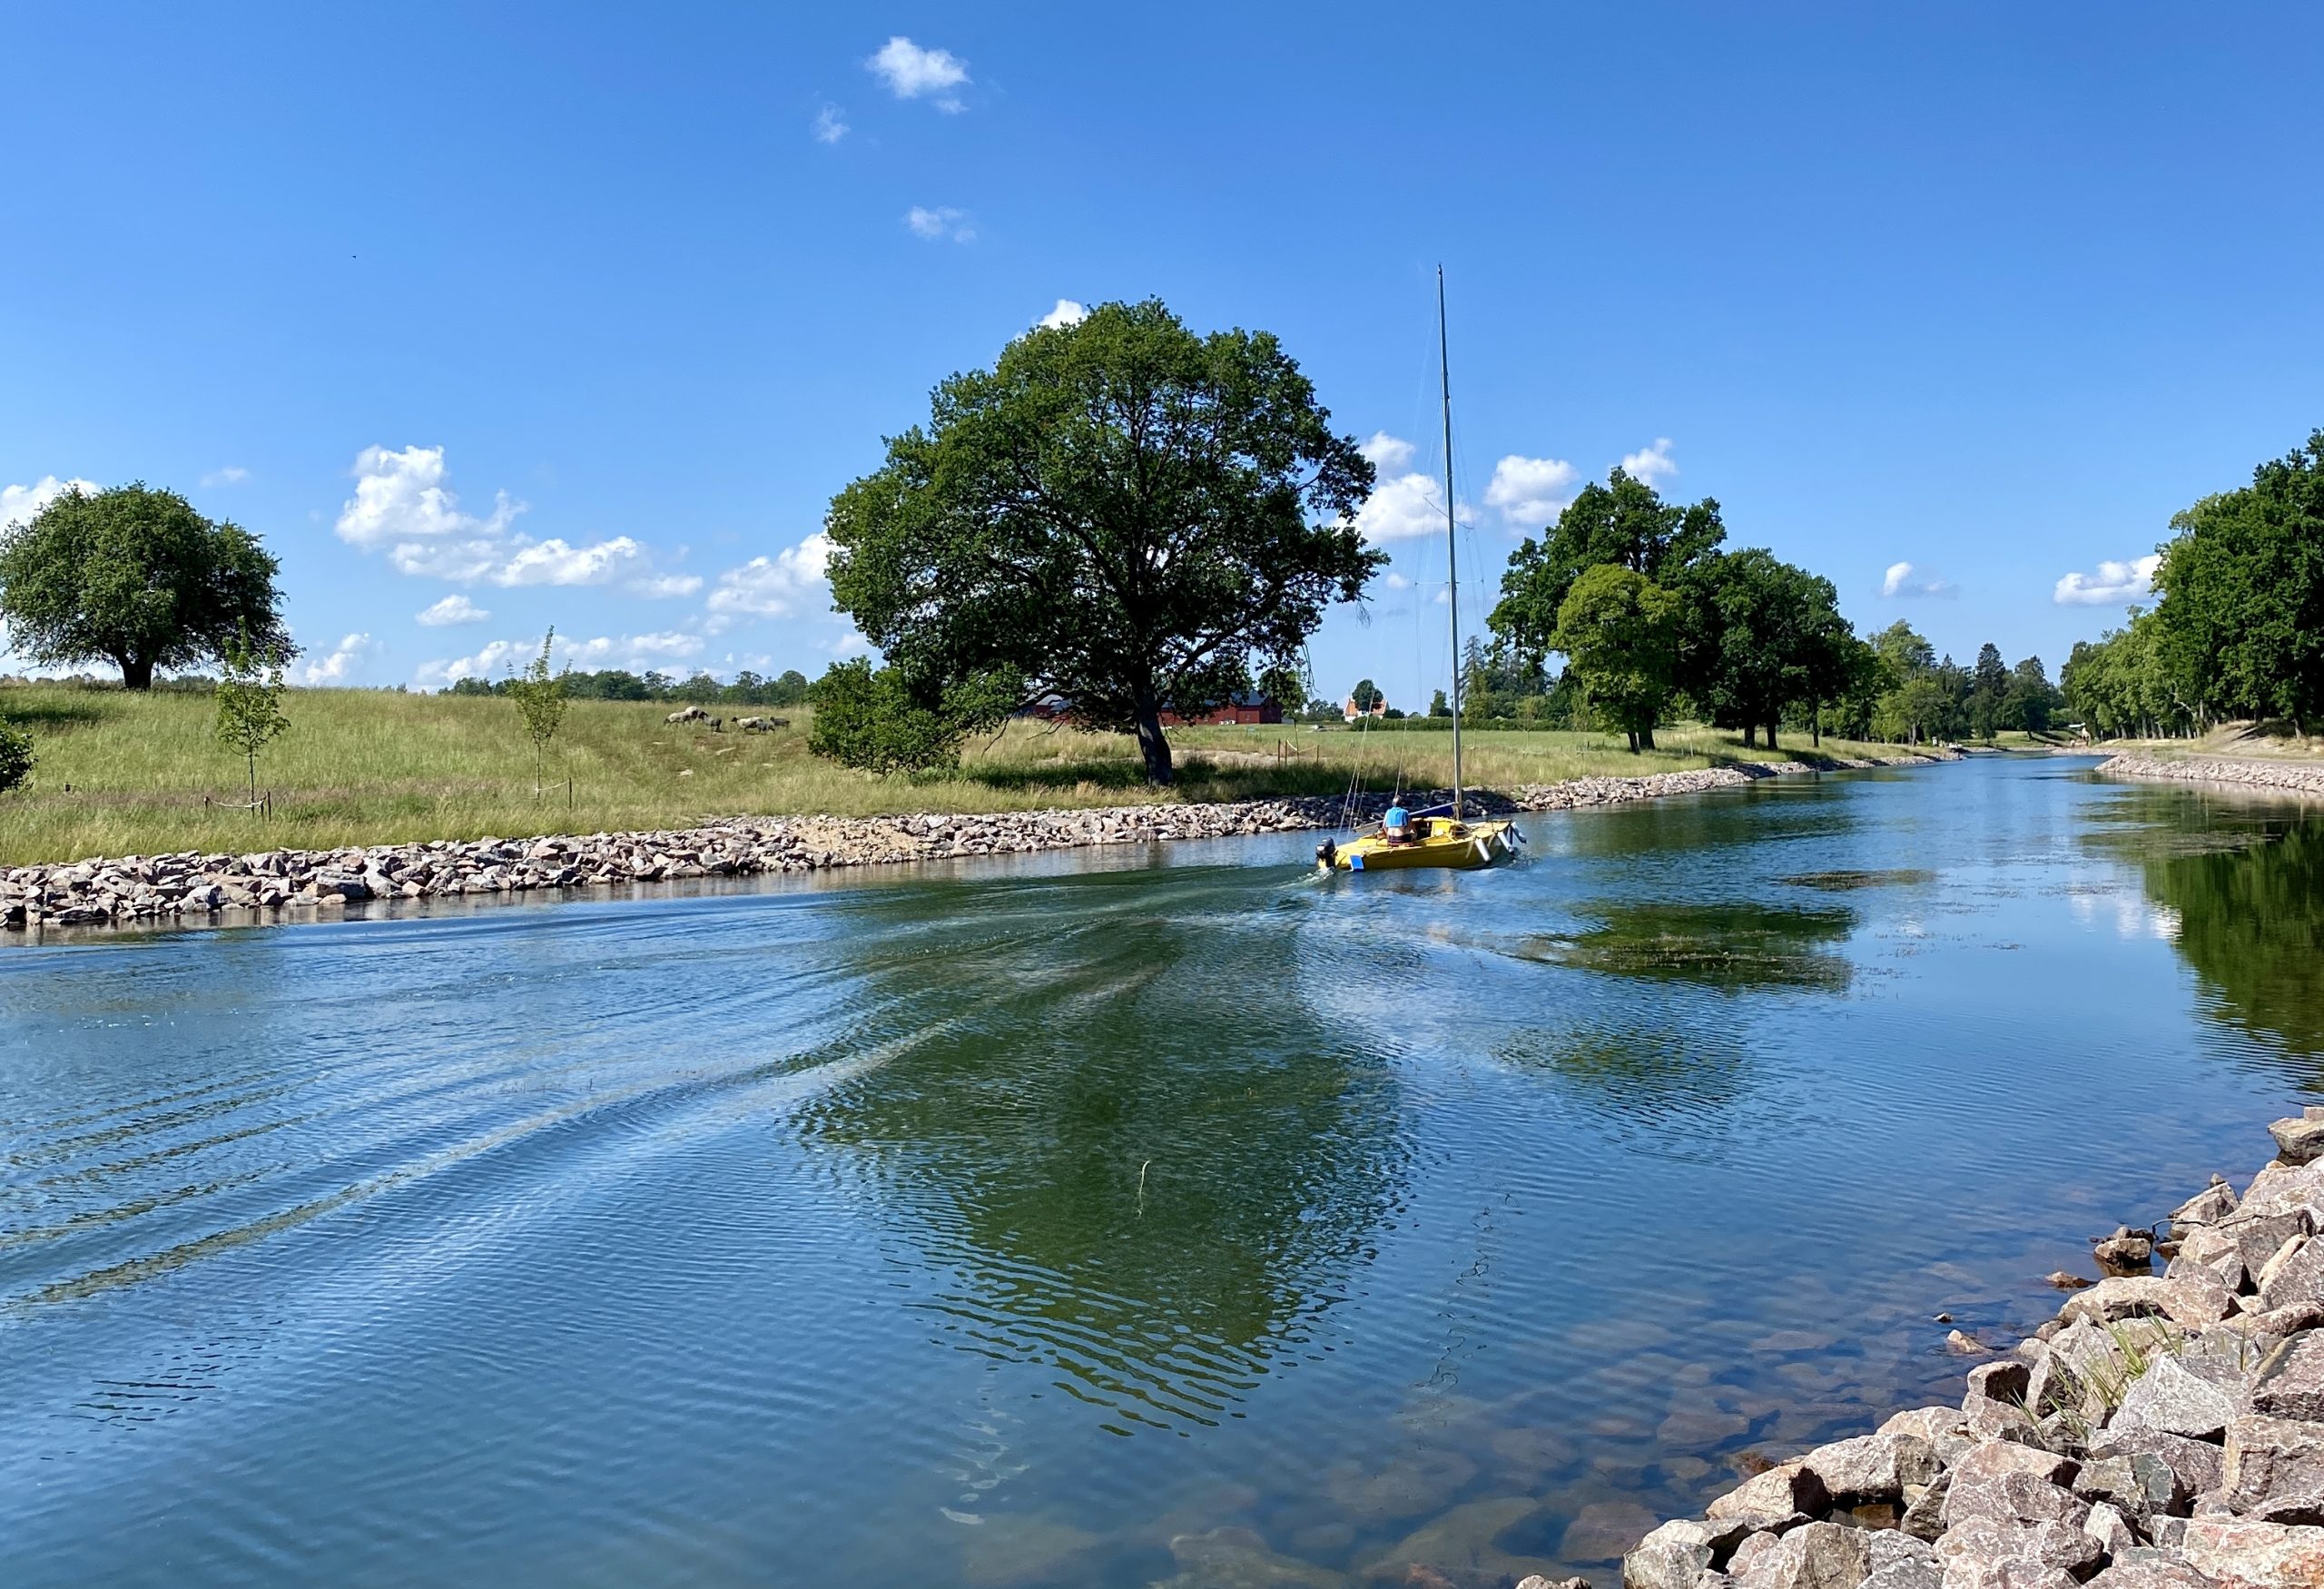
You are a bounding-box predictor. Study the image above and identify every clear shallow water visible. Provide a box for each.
[3,756,2320,1587]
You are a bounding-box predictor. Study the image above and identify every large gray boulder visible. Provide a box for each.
[1934,1517,2102,1588]
[2171,1180,2240,1233]
[1805,1433,1938,1505]
[2257,1236,2324,1312]
[2114,1355,2238,1441]
[2216,1212,2311,1282]
[2089,1428,2226,1505]
[1711,1463,1832,1525]
[2082,1550,2222,1588]
[1942,1442,2086,1531]
[2268,1117,2324,1168]
[1856,1532,1937,1589]
[2169,1226,2249,1293]
[1729,1521,1867,1589]
[2074,1450,2184,1520]
[2062,1278,2235,1330]
[2221,1413,2324,1526]
[2246,1330,2324,1424]
[2177,1517,2324,1588]
[1880,1407,1977,1469]
[1625,1519,1718,1589]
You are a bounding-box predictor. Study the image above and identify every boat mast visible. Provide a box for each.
[1438,265,1463,823]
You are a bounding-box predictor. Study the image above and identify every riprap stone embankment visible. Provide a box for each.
[1620,1111,2324,1589]
[2100,754,2324,800]
[0,753,1951,933]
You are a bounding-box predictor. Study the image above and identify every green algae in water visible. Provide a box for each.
[1777,869,1936,892]
[1521,901,1856,992]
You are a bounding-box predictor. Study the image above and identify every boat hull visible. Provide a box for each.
[1321,819,1518,873]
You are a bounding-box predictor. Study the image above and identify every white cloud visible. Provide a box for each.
[1039,299,1088,329]
[2053,553,2161,607]
[707,533,835,617]
[337,444,690,594]
[832,631,873,657]
[1,475,99,529]
[1360,431,1415,473]
[417,594,490,627]
[416,630,706,689]
[1620,438,1678,487]
[812,104,849,144]
[337,444,524,549]
[1483,454,1580,527]
[905,205,974,242]
[295,633,379,686]
[868,36,969,108]
[1381,570,1413,590]
[201,466,250,488]
[1880,560,1958,599]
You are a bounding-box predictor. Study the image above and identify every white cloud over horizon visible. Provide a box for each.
[1880,560,1958,599]
[417,594,490,627]
[1483,453,1580,528]
[868,36,969,111]
[201,466,250,488]
[415,629,708,689]
[296,633,380,686]
[2053,552,2161,607]
[1039,299,1088,329]
[812,104,848,144]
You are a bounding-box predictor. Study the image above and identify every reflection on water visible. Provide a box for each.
[2112,794,2324,1085]
[792,871,1406,1436]
[1,758,2320,1587]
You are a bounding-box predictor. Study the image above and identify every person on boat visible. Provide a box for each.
[1383,803,1413,844]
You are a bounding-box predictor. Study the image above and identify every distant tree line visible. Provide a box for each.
[2063,429,2322,739]
[448,666,810,706]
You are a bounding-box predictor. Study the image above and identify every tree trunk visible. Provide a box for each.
[1765,720,1779,754]
[1640,724,1657,752]
[1132,696,1174,785]
[1811,706,1822,748]
[1625,728,1639,754]
[1743,724,1757,748]
[119,654,154,691]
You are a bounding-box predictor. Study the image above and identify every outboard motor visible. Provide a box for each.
[1315,838,1337,869]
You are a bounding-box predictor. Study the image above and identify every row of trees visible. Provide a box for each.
[1484,470,1859,752]
[2062,430,2323,739]
[448,666,810,706]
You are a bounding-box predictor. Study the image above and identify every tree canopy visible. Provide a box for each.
[1551,564,1682,753]
[1489,468,1725,670]
[823,299,1380,784]
[0,484,289,689]
[2151,429,2324,730]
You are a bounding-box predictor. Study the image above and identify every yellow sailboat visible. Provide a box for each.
[1320,266,1520,874]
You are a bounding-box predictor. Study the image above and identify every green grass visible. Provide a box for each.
[0,684,1925,864]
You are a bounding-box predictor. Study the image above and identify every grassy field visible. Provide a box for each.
[0,684,1925,864]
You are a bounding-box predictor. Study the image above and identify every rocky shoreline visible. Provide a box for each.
[0,753,1951,934]
[1611,1111,2324,1589]
[2099,754,2324,800]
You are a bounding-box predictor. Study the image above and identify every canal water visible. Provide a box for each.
[3,756,2319,1586]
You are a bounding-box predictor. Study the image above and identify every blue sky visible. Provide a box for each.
[4,5,2319,706]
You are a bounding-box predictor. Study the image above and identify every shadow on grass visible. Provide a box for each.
[1,698,114,730]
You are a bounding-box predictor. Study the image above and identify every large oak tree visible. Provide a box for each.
[0,484,289,689]
[823,300,1381,785]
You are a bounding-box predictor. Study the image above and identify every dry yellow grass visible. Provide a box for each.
[0,684,1914,864]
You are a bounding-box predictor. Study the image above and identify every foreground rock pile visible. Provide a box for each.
[1622,1111,2324,1589]
[0,756,1942,933]
[2100,755,2324,800]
